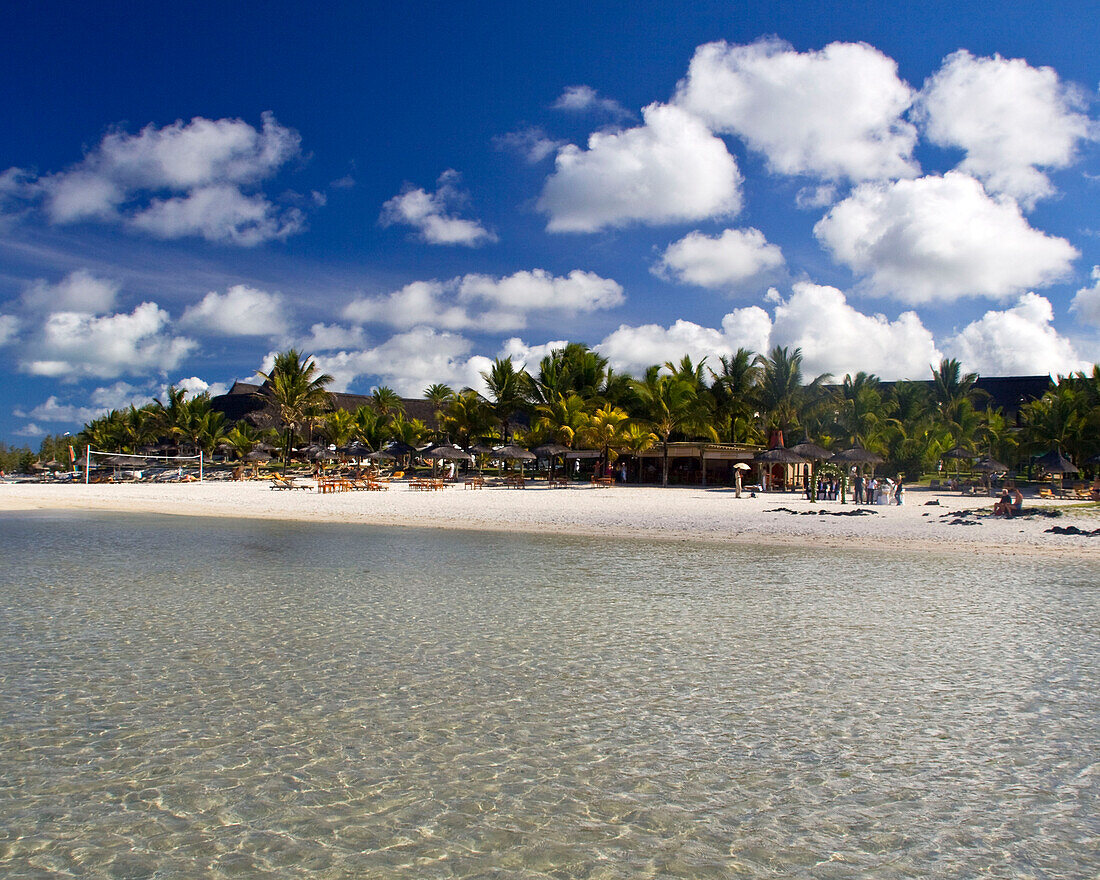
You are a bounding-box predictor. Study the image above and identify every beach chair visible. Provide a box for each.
[1038,486,1054,499]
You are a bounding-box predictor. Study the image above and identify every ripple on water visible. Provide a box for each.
[0,511,1097,879]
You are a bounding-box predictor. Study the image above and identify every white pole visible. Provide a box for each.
[199,450,204,482]
[85,447,90,484]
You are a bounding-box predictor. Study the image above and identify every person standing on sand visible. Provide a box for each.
[895,480,904,505]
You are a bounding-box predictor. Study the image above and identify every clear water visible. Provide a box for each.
[0,511,1097,879]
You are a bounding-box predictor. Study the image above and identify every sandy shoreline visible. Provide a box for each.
[2,479,1098,561]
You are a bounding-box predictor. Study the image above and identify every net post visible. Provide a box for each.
[199,450,204,483]
[85,446,90,485]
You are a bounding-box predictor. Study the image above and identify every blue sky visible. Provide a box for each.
[2,1,1098,441]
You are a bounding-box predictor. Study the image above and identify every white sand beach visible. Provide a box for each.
[2,479,1097,560]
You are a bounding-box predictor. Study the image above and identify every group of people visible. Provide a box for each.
[853,473,904,506]
[993,487,1024,517]
[803,473,905,505]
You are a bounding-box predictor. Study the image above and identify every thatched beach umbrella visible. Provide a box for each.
[533,443,571,480]
[424,443,474,478]
[789,441,831,501]
[831,446,884,465]
[1034,449,1078,474]
[973,457,1008,473]
[755,447,806,492]
[496,444,536,477]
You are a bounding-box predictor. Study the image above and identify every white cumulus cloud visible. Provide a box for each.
[380,170,496,246]
[130,185,303,245]
[180,284,288,337]
[944,293,1088,376]
[916,50,1095,209]
[674,38,918,183]
[769,282,942,380]
[343,270,623,334]
[21,270,120,314]
[21,302,196,379]
[538,103,742,232]
[654,228,784,291]
[313,328,491,396]
[1070,266,1100,327]
[814,172,1078,303]
[2,112,304,245]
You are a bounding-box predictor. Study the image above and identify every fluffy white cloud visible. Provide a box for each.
[769,282,942,380]
[494,127,565,163]
[13,423,44,437]
[944,293,1088,376]
[3,112,304,244]
[313,328,491,396]
[295,322,366,351]
[14,395,100,424]
[594,284,943,380]
[552,85,633,121]
[654,228,784,291]
[21,302,196,379]
[674,38,918,182]
[814,172,1078,303]
[172,376,228,399]
[380,170,496,246]
[596,310,770,377]
[180,284,288,336]
[343,270,623,333]
[538,103,742,232]
[458,269,623,311]
[129,185,304,245]
[916,50,1094,208]
[21,270,119,314]
[1069,266,1100,327]
[497,337,570,371]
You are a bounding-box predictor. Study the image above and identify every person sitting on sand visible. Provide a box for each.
[993,490,1013,517]
[1011,488,1024,516]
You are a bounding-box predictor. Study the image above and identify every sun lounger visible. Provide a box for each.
[271,475,310,490]
[464,475,485,489]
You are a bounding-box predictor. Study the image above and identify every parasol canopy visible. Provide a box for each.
[831,446,884,465]
[754,448,807,464]
[788,441,831,460]
[942,445,977,460]
[532,443,571,457]
[496,444,536,461]
[1034,449,1078,474]
[423,444,474,462]
[972,457,1009,473]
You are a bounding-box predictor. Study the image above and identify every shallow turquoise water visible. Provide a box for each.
[1,511,1097,878]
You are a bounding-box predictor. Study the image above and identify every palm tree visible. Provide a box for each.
[931,358,984,439]
[532,393,589,447]
[833,372,888,449]
[480,357,528,444]
[322,408,358,449]
[708,349,760,443]
[442,390,494,450]
[423,383,455,440]
[370,386,405,418]
[577,404,631,463]
[255,349,334,471]
[632,370,717,486]
[754,346,830,438]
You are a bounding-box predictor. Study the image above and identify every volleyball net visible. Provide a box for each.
[83,448,204,483]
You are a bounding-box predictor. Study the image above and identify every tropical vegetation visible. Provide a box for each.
[10,346,1099,482]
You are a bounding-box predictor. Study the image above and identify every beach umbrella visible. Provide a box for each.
[942,445,976,459]
[1034,449,1077,474]
[533,443,571,481]
[788,441,831,460]
[754,448,806,463]
[366,449,396,461]
[424,443,474,461]
[830,446,884,465]
[532,443,571,457]
[732,462,751,470]
[496,444,536,477]
[244,449,272,462]
[972,457,1008,473]
[339,440,372,458]
[383,441,419,458]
